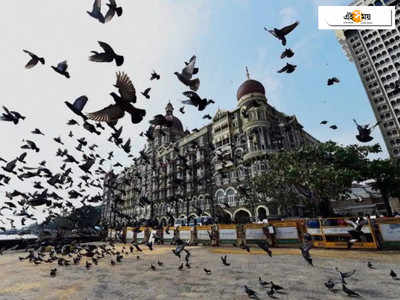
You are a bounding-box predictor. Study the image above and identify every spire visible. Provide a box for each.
[245,66,250,80]
[165,101,174,115]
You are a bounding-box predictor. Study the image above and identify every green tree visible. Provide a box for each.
[363,158,400,217]
[253,142,381,217]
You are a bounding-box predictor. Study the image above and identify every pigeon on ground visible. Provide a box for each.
[51,60,70,78]
[204,268,211,275]
[277,63,296,73]
[87,72,145,124]
[89,41,124,66]
[221,255,230,266]
[174,55,200,91]
[342,284,360,297]
[244,285,257,298]
[390,269,398,280]
[324,279,335,292]
[23,50,45,69]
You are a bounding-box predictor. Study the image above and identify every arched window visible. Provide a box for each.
[216,190,225,204]
[226,189,236,206]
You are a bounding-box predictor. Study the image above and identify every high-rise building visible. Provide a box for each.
[102,73,318,226]
[336,0,400,158]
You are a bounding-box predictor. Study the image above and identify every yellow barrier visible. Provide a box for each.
[305,218,378,249]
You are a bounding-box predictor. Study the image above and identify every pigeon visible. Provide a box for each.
[31,128,44,135]
[244,285,257,298]
[121,138,131,153]
[87,72,146,124]
[87,0,105,23]
[50,268,57,277]
[221,255,230,266]
[204,268,211,275]
[179,106,185,114]
[150,70,160,80]
[89,41,124,66]
[202,114,212,120]
[367,262,375,269]
[336,267,356,284]
[330,125,338,130]
[324,279,335,291]
[327,77,340,86]
[1,106,25,124]
[264,21,299,46]
[320,120,328,125]
[259,277,269,288]
[67,119,79,126]
[65,96,88,121]
[353,119,379,143]
[83,121,101,135]
[141,88,151,99]
[51,60,70,78]
[178,263,183,270]
[342,284,360,297]
[280,48,294,59]
[174,55,200,91]
[104,0,123,23]
[23,50,45,69]
[390,269,398,280]
[182,91,214,111]
[277,63,296,73]
[53,137,64,145]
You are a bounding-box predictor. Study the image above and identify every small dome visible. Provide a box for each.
[165,115,184,132]
[237,79,265,100]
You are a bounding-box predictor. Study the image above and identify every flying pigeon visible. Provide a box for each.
[280,48,294,59]
[87,72,146,124]
[23,50,45,69]
[51,60,70,78]
[327,77,340,86]
[264,21,299,46]
[87,0,105,23]
[104,0,123,23]
[89,41,124,66]
[277,63,296,73]
[174,55,200,91]
[65,96,88,121]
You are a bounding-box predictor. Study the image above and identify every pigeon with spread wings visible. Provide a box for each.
[89,41,124,66]
[264,21,299,46]
[87,72,146,125]
[174,55,200,91]
[23,50,45,69]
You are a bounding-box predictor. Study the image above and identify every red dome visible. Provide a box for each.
[236,79,265,100]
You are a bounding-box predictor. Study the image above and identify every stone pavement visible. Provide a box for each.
[1,245,400,300]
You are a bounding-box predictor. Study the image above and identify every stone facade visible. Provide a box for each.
[102,77,318,225]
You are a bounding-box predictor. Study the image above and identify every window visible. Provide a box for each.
[227,189,236,206]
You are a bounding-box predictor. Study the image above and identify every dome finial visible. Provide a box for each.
[165,101,174,115]
[245,66,250,79]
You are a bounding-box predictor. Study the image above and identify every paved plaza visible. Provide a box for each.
[1,245,400,300]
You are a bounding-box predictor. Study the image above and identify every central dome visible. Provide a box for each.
[236,79,265,100]
[165,114,184,132]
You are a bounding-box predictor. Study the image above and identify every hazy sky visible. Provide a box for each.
[0,0,388,229]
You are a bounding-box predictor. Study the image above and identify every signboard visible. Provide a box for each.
[322,226,371,235]
[306,228,322,235]
[218,225,237,244]
[179,226,191,241]
[379,223,400,242]
[197,230,210,241]
[163,228,174,241]
[275,227,298,240]
[126,230,134,241]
